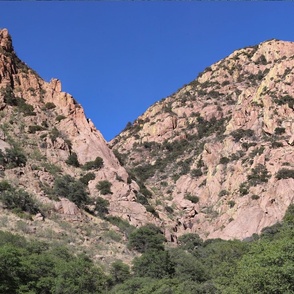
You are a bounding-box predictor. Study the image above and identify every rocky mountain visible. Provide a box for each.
[0,28,157,265]
[111,38,294,241]
[0,27,293,259]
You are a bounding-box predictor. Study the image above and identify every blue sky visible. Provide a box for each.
[1,2,294,141]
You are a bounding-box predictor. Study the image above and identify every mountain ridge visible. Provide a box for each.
[0,28,293,252]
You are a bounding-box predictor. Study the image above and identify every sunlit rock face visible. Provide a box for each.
[111,38,294,240]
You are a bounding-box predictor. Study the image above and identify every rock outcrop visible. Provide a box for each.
[111,39,294,240]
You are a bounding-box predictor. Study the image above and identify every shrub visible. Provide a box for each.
[128,224,165,253]
[2,86,35,116]
[65,152,80,167]
[0,188,40,214]
[82,157,104,170]
[94,197,109,218]
[190,168,203,178]
[219,190,229,197]
[110,260,131,285]
[247,164,271,186]
[228,200,236,208]
[56,115,66,122]
[106,216,135,237]
[276,168,294,180]
[165,206,174,214]
[219,157,230,164]
[0,148,27,168]
[178,233,203,252]
[0,180,11,191]
[53,175,89,207]
[145,205,159,218]
[44,102,56,109]
[28,125,45,134]
[96,180,112,195]
[239,182,249,195]
[49,127,60,142]
[79,172,95,185]
[185,193,199,204]
[251,194,260,200]
[274,127,286,135]
[230,129,254,142]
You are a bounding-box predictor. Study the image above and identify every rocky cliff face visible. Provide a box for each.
[0,29,293,248]
[0,29,162,264]
[111,39,294,240]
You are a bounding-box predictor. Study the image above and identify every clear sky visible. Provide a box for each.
[1,2,294,141]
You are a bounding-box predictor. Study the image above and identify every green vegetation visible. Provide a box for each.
[44,102,56,109]
[0,232,109,293]
[54,175,89,207]
[79,172,96,185]
[0,186,40,216]
[82,156,104,170]
[231,128,254,142]
[56,114,66,122]
[28,125,46,134]
[96,180,112,195]
[0,147,27,168]
[0,204,293,293]
[276,168,294,179]
[247,164,271,186]
[1,85,35,116]
[65,152,80,167]
[94,196,110,218]
[184,193,199,204]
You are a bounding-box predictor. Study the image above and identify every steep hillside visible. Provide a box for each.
[111,39,294,240]
[0,28,161,264]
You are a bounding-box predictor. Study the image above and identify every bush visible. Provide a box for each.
[219,157,230,164]
[65,152,80,167]
[79,172,95,185]
[0,180,11,191]
[219,190,229,197]
[83,157,104,170]
[228,200,236,208]
[251,194,260,200]
[110,260,131,285]
[128,224,166,253]
[231,129,254,142]
[106,216,135,237]
[49,127,61,142]
[239,182,249,195]
[94,196,109,218]
[276,168,294,180]
[178,233,203,252]
[28,125,45,134]
[185,193,199,204]
[0,148,27,168]
[0,188,40,215]
[96,180,112,195]
[56,115,66,122]
[53,175,89,207]
[44,102,56,109]
[247,164,271,186]
[190,168,203,178]
[274,127,286,135]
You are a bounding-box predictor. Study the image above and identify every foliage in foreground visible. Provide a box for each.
[0,204,293,294]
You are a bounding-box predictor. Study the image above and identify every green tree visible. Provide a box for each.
[133,250,175,279]
[65,152,80,167]
[110,260,131,285]
[128,224,165,253]
[96,180,112,195]
[224,236,294,293]
[54,175,89,207]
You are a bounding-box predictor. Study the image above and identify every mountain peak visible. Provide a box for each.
[0,28,13,52]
